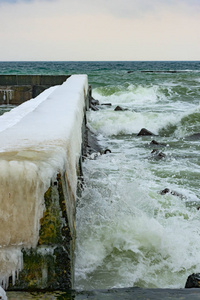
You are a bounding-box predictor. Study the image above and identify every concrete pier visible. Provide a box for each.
[0,75,70,105]
[0,75,89,291]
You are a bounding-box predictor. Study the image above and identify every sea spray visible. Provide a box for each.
[75,66,200,290]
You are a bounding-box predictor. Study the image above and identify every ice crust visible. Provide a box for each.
[0,74,88,288]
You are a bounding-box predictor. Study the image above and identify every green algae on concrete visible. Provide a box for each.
[8,173,75,291]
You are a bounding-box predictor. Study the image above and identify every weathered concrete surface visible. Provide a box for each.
[0,75,70,105]
[6,288,200,299]
[74,288,200,300]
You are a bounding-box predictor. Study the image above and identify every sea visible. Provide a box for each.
[1,61,200,299]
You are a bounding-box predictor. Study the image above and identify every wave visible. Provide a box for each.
[90,82,200,138]
[75,155,200,289]
[93,84,168,107]
[159,107,200,138]
[88,103,200,137]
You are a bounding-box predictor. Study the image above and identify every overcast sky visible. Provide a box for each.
[0,0,199,61]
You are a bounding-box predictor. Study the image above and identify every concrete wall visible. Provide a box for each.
[0,75,90,291]
[0,75,70,105]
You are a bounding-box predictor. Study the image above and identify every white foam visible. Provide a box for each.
[93,84,167,106]
[75,142,200,289]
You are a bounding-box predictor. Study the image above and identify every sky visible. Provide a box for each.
[0,0,199,61]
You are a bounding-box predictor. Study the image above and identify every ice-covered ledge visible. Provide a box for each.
[0,75,89,290]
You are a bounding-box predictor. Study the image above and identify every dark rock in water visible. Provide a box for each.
[114,105,129,111]
[150,140,160,145]
[151,149,166,159]
[89,97,100,110]
[137,128,156,136]
[83,127,102,157]
[101,103,112,106]
[88,149,112,160]
[141,70,178,73]
[90,103,99,111]
[150,140,167,146]
[185,273,200,288]
[127,70,133,73]
[104,149,111,154]
[114,105,123,111]
[160,188,170,195]
[185,133,200,140]
[90,97,100,106]
[160,188,186,200]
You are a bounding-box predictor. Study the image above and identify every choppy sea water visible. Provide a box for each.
[74,61,200,290]
[1,61,200,298]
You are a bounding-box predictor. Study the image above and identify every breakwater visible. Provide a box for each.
[0,75,70,105]
[0,75,89,291]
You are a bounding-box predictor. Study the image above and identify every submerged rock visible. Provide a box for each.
[137,128,156,136]
[160,188,186,200]
[101,103,112,106]
[185,273,200,288]
[90,103,99,111]
[114,105,123,111]
[90,97,100,106]
[114,106,129,111]
[89,97,100,111]
[151,149,166,160]
[104,149,112,154]
[88,149,111,160]
[150,140,167,146]
[84,127,102,156]
[185,133,200,140]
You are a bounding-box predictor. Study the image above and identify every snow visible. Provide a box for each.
[0,74,88,287]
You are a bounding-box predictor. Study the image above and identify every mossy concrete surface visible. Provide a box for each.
[8,173,75,291]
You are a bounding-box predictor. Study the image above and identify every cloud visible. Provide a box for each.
[0,0,51,3]
[0,0,199,18]
[0,0,199,61]
[86,0,200,18]
[0,0,30,2]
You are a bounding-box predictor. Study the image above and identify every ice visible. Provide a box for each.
[0,74,88,286]
[0,285,7,300]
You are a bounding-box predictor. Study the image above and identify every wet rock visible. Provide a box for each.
[86,128,102,155]
[141,70,178,73]
[114,106,129,111]
[150,140,167,146]
[150,140,159,145]
[137,128,156,136]
[151,149,166,159]
[90,97,99,111]
[104,149,111,154]
[127,71,133,73]
[114,105,123,111]
[101,103,112,106]
[185,273,200,288]
[88,149,111,159]
[90,103,99,111]
[90,97,100,106]
[185,133,200,140]
[160,188,170,195]
[160,188,186,200]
